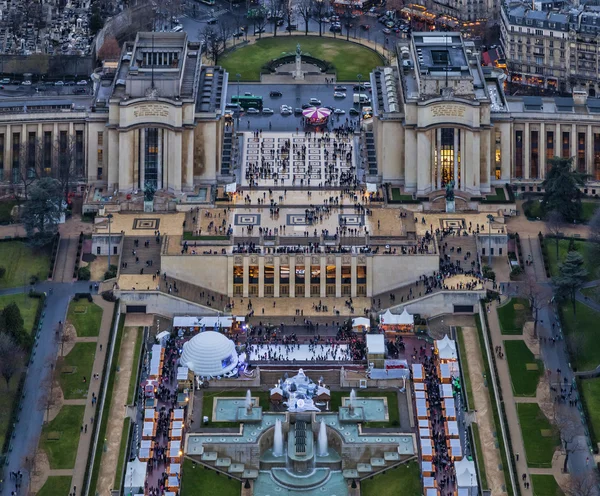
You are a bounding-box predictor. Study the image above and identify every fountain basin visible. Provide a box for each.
[235,406,263,423]
[271,467,331,490]
[338,406,366,423]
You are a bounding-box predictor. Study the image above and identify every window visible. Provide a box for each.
[310,266,320,284]
[233,266,243,285]
[515,130,523,177]
[12,133,20,172]
[97,131,103,147]
[546,131,554,173]
[27,132,36,171]
[495,129,502,179]
[0,134,4,173]
[75,130,84,176]
[578,132,586,172]
[264,265,274,285]
[562,131,570,158]
[531,130,539,178]
[144,128,159,188]
[43,131,52,174]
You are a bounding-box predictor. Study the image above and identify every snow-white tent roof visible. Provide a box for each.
[366,334,385,354]
[380,309,414,325]
[180,331,238,376]
[124,458,147,491]
[436,334,457,360]
[352,317,371,328]
[455,458,478,488]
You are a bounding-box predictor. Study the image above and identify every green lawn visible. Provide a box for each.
[67,299,103,337]
[389,187,414,202]
[471,423,489,490]
[220,36,383,81]
[577,377,600,446]
[497,297,530,334]
[0,241,51,288]
[36,476,73,496]
[517,403,559,468]
[545,239,593,280]
[329,390,399,427]
[0,293,41,334]
[40,405,85,469]
[531,474,564,496]
[128,327,144,404]
[57,342,96,399]
[361,461,421,496]
[0,200,19,224]
[202,389,271,428]
[0,374,22,452]
[560,301,600,371]
[581,201,600,222]
[581,286,600,305]
[181,459,241,496]
[504,340,543,396]
[456,327,474,409]
[114,421,131,490]
[485,187,507,202]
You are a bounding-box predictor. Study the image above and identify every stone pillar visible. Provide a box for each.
[351,256,357,298]
[335,256,342,298]
[167,130,182,192]
[258,256,265,298]
[305,265,311,298]
[587,125,594,177]
[481,129,491,193]
[571,124,577,159]
[242,256,249,298]
[184,129,194,191]
[139,128,145,188]
[523,122,530,180]
[289,256,296,298]
[416,131,431,195]
[366,256,373,298]
[4,124,11,181]
[107,129,119,191]
[460,128,466,188]
[453,128,459,188]
[157,128,163,189]
[118,131,133,191]
[227,256,234,298]
[501,123,511,181]
[404,128,417,191]
[320,256,326,298]
[539,122,546,180]
[436,128,442,190]
[274,257,280,298]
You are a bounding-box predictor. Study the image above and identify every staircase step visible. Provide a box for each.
[228,463,245,474]
[356,463,372,473]
[201,452,218,462]
[215,457,232,467]
[384,452,400,461]
[370,458,386,467]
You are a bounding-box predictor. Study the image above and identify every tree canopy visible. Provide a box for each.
[553,250,588,316]
[22,177,63,247]
[541,157,586,222]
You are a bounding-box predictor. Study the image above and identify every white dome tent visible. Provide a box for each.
[180,331,238,378]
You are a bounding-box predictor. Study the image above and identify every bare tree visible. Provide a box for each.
[218,19,233,55]
[21,437,40,495]
[297,0,312,35]
[546,209,565,258]
[201,25,224,65]
[0,333,25,388]
[520,275,546,338]
[59,328,74,357]
[37,372,60,423]
[343,3,353,41]
[14,142,39,201]
[53,132,84,204]
[553,406,586,473]
[268,0,285,37]
[587,207,600,279]
[312,0,328,36]
[252,11,268,38]
[564,472,599,496]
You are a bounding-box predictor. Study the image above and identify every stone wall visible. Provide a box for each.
[118,291,220,316]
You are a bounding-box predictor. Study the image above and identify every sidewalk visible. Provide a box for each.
[68,296,115,495]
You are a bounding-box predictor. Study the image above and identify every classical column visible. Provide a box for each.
[416,131,432,195]
[587,125,594,177]
[118,130,133,191]
[274,257,280,298]
[258,256,265,298]
[366,256,373,298]
[481,129,491,193]
[4,124,11,181]
[320,256,326,298]
[107,129,119,191]
[539,123,546,180]
[523,122,530,180]
[167,130,182,192]
[351,256,357,298]
[436,128,442,190]
[227,256,234,298]
[305,265,311,298]
[335,256,342,298]
[571,124,577,159]
[139,129,146,188]
[242,256,249,298]
[404,128,417,191]
[289,256,296,298]
[501,123,511,181]
[184,129,194,191]
[453,128,459,188]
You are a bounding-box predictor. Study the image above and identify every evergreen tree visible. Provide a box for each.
[22,177,63,247]
[553,251,588,316]
[541,157,587,222]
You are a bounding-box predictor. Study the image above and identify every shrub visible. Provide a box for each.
[101,290,117,302]
[482,265,496,281]
[78,266,91,281]
[104,264,117,281]
[0,266,6,278]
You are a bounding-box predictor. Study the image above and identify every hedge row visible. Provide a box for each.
[73,232,84,280]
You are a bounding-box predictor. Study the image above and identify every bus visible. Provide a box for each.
[231,95,263,110]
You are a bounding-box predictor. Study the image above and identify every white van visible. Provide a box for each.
[353,93,370,104]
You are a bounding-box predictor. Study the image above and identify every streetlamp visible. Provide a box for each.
[357,73,363,129]
[236,73,241,134]
[107,213,113,271]
[487,214,494,267]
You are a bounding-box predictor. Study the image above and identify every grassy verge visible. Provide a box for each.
[40,405,85,469]
[576,376,600,447]
[516,403,560,468]
[0,240,51,288]
[456,327,474,409]
[485,187,508,202]
[182,232,230,241]
[582,201,600,222]
[181,459,241,496]
[88,314,125,495]
[329,390,399,427]
[36,476,73,496]
[504,340,543,396]
[545,239,593,279]
[475,315,513,496]
[531,474,564,496]
[497,297,529,334]
[67,299,103,337]
[57,342,97,399]
[0,293,41,335]
[202,390,271,428]
[559,301,600,371]
[471,423,489,490]
[114,420,131,490]
[128,327,144,404]
[360,461,421,496]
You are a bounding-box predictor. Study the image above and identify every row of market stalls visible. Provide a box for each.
[352,309,415,334]
[412,335,478,496]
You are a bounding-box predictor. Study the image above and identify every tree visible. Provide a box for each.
[15,141,39,201]
[269,0,285,37]
[521,275,546,338]
[248,8,268,38]
[22,177,63,247]
[97,36,121,61]
[312,0,327,36]
[546,210,565,258]
[201,25,224,65]
[564,472,599,496]
[0,333,25,388]
[541,157,587,222]
[552,406,585,473]
[587,207,600,278]
[343,3,353,41]
[53,134,84,204]
[297,0,312,35]
[553,251,588,316]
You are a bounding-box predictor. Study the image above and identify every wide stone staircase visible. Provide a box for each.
[120,236,162,275]
[438,233,478,269]
[159,274,228,312]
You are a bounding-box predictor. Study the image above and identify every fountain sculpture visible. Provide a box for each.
[273,418,284,457]
[245,389,253,415]
[317,420,328,457]
[349,389,356,414]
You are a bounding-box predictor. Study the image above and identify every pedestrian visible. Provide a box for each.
[515,452,519,461]
[84,424,87,433]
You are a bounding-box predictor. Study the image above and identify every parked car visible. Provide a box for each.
[334,85,347,91]
[334,108,345,115]
[247,107,260,114]
[329,24,341,32]
[333,92,346,98]
[254,28,265,34]
[21,80,31,85]
[301,103,311,109]
[360,24,370,30]
[55,80,65,86]
[309,97,321,105]
[382,27,391,34]
[353,84,367,91]
[270,90,282,97]
[262,107,274,114]
[0,78,9,84]
[73,88,87,94]
[286,24,297,31]
[294,108,303,115]
[349,108,360,116]
[77,80,88,85]
[281,107,292,116]
[207,17,218,24]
